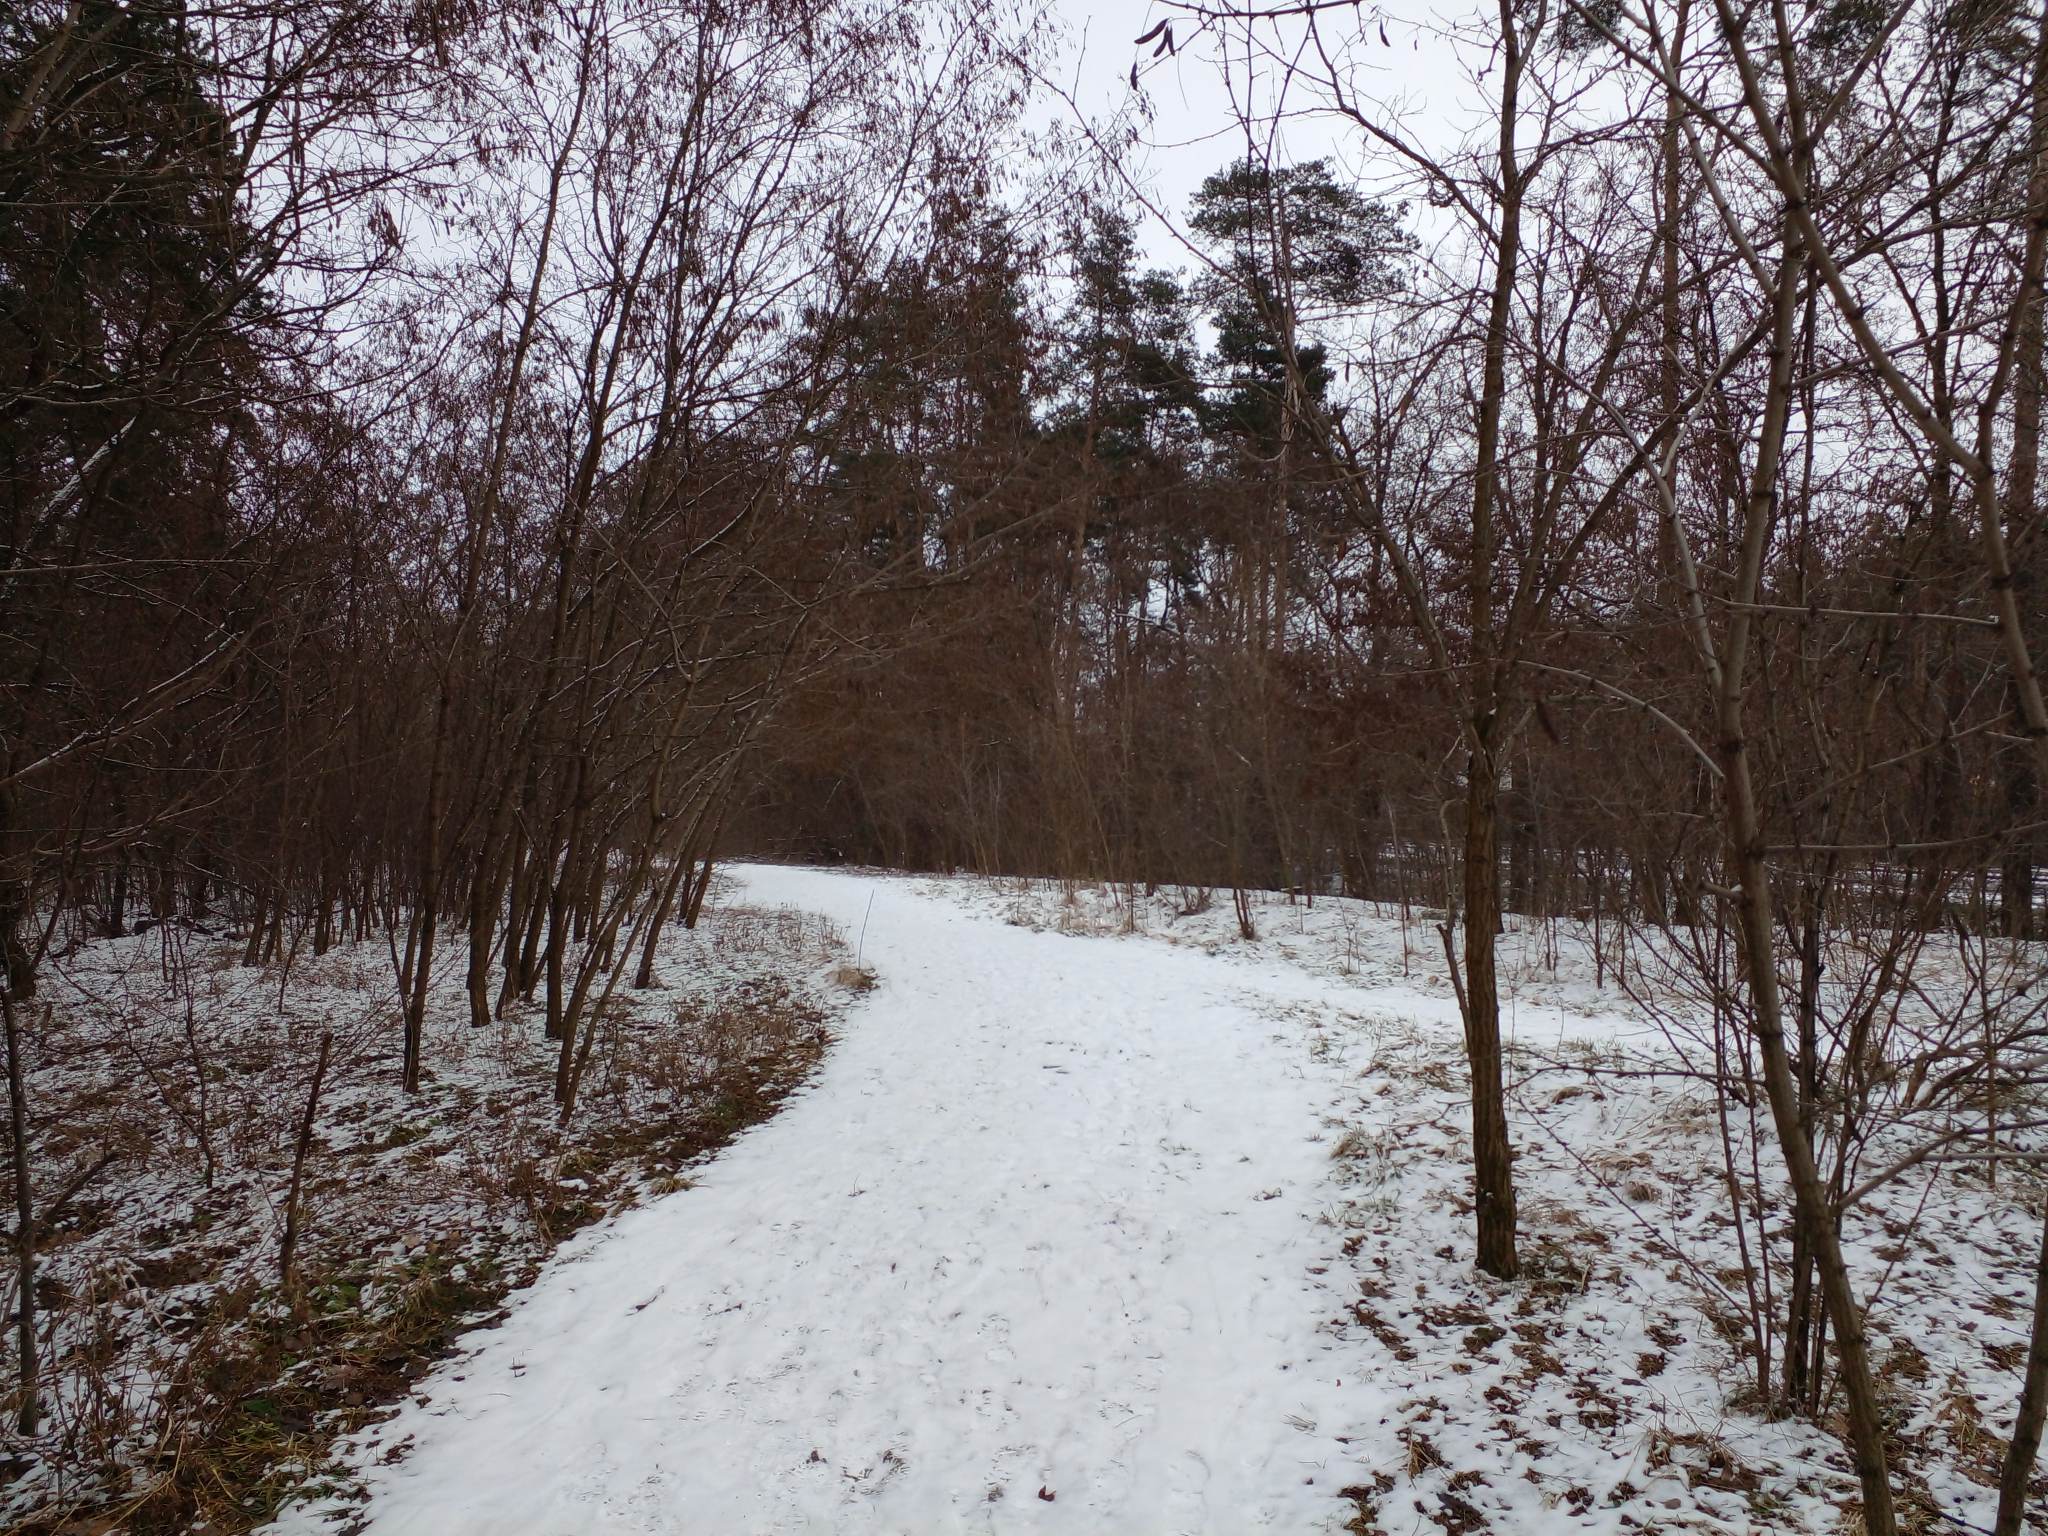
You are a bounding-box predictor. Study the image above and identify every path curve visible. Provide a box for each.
[274,866,1371,1535]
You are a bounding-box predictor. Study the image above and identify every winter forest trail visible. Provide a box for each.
[275,866,1390,1535]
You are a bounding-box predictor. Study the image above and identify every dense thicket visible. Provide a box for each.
[1,0,1038,1094]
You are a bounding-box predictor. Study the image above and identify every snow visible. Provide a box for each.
[273,865,1381,1533]
[2,893,848,1529]
[265,866,2044,1534]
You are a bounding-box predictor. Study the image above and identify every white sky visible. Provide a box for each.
[1040,0,1499,272]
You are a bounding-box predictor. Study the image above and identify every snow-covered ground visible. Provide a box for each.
[265,865,2042,1535]
[273,865,1380,1533]
[3,890,852,1531]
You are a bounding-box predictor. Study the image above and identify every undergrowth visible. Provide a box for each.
[3,900,855,1535]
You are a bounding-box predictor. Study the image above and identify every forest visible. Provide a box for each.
[5,0,2048,1531]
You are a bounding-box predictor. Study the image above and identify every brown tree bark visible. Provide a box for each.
[277,1033,333,1304]
[1455,0,1528,1281]
[1461,739,1518,1278]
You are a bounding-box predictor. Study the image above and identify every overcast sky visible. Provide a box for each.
[1040,0,1498,271]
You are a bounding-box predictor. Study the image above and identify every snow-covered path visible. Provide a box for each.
[278,866,1377,1535]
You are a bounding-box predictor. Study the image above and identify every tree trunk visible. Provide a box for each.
[277,1033,333,1304]
[2003,21,2046,947]
[106,854,128,939]
[635,850,693,988]
[467,782,519,1029]
[1997,1201,2048,1534]
[1454,0,1526,1283]
[1462,745,1518,1280]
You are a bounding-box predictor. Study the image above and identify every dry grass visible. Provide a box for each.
[830,961,879,993]
[4,906,850,1536]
